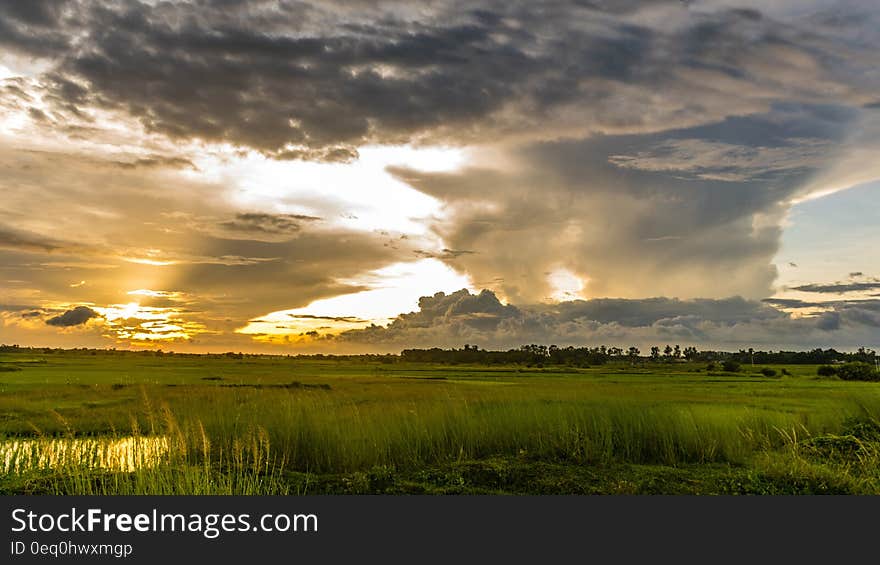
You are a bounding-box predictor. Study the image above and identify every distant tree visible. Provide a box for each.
[854,347,877,364]
[683,346,699,361]
[722,360,741,372]
[663,345,673,361]
[627,347,640,364]
[836,362,879,381]
[673,345,681,359]
[650,346,660,361]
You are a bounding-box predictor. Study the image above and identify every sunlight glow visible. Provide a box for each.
[95,302,145,322]
[187,144,467,235]
[547,268,587,301]
[790,187,841,204]
[92,302,206,343]
[122,258,177,266]
[127,289,182,299]
[237,259,473,339]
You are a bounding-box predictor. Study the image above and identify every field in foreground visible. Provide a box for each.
[1,351,879,495]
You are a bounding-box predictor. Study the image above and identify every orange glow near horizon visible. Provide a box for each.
[236,259,473,339]
[92,302,206,343]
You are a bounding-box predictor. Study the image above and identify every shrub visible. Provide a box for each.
[706,362,717,371]
[817,365,837,377]
[722,360,741,372]
[836,362,880,382]
[842,417,880,440]
[760,368,777,377]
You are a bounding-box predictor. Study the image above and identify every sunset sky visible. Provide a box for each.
[1,0,878,353]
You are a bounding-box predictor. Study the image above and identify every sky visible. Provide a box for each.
[0,0,878,354]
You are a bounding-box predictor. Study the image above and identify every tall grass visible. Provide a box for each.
[3,386,879,494]
[170,387,880,472]
[1,394,291,495]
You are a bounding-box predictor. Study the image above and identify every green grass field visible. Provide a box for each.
[1,350,879,494]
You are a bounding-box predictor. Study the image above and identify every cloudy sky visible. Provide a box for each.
[1,0,878,353]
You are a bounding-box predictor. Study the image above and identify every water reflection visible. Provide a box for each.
[1,436,170,473]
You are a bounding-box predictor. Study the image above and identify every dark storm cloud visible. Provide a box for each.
[815,311,841,331]
[272,146,361,163]
[20,310,45,319]
[0,0,72,57]
[394,105,849,302]
[0,0,68,27]
[762,298,818,309]
[397,289,521,330]
[0,304,42,314]
[113,155,197,170]
[0,226,65,253]
[217,212,321,239]
[791,281,880,294]
[45,305,100,327]
[413,248,476,260]
[288,314,370,323]
[337,289,880,350]
[550,296,782,326]
[778,299,880,330]
[842,307,880,328]
[26,1,535,156]
[351,290,781,335]
[3,1,877,157]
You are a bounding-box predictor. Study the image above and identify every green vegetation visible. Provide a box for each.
[1,349,879,494]
[722,360,741,372]
[836,362,880,381]
[815,362,880,381]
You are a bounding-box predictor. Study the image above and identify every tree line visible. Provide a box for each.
[1,343,877,366]
[399,344,878,366]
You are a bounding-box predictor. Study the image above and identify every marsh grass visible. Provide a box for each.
[7,388,879,495]
[2,355,880,494]
[1,436,170,474]
[1,394,291,494]
[179,388,880,473]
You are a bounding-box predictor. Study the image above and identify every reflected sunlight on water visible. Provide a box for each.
[1,436,170,473]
